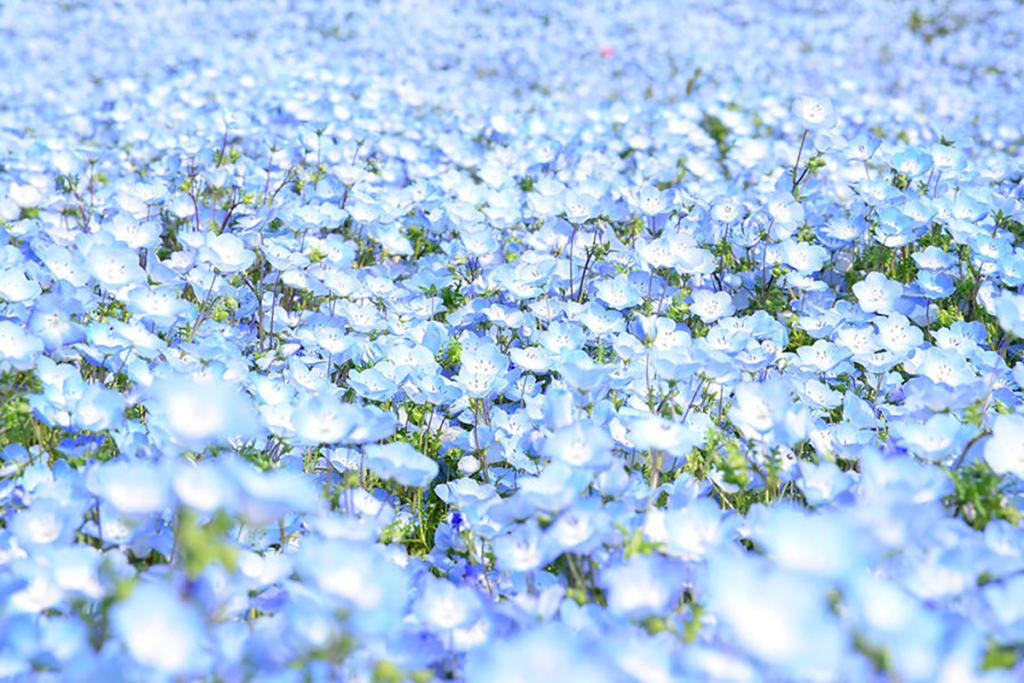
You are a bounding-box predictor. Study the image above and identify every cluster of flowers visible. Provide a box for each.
[2,0,1024,680]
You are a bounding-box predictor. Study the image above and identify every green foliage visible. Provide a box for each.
[982,639,1022,671]
[700,112,733,177]
[946,462,1022,530]
[436,339,462,371]
[619,524,663,559]
[0,371,40,449]
[175,508,240,577]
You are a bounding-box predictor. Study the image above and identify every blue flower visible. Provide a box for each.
[111,582,209,677]
[706,550,848,679]
[891,147,933,178]
[792,95,837,130]
[0,321,44,372]
[464,623,616,683]
[87,459,172,516]
[364,442,439,488]
[413,577,484,633]
[492,519,549,573]
[599,553,679,618]
[541,419,614,470]
[689,289,735,323]
[852,272,903,315]
[985,414,1024,478]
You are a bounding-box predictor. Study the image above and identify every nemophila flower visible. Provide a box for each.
[635,236,677,270]
[27,294,85,352]
[36,243,90,287]
[541,419,614,470]
[706,550,847,679]
[364,442,438,487]
[984,414,1024,478]
[492,519,550,573]
[111,582,209,677]
[69,383,126,432]
[797,459,854,506]
[509,345,552,374]
[781,239,828,274]
[9,498,81,549]
[172,460,240,513]
[6,558,65,614]
[593,273,643,310]
[846,132,882,162]
[287,392,358,445]
[464,623,616,683]
[105,213,162,250]
[890,147,933,178]
[729,379,792,443]
[935,321,987,352]
[456,368,514,400]
[993,292,1024,338]
[146,373,263,452]
[874,207,924,248]
[123,284,187,329]
[852,272,903,314]
[845,575,943,679]
[795,339,851,374]
[545,500,611,556]
[689,288,734,323]
[874,313,923,354]
[629,414,703,457]
[627,313,662,348]
[834,324,879,357]
[857,447,955,507]
[913,347,977,388]
[710,196,743,223]
[892,413,971,463]
[599,553,679,618]
[537,321,584,356]
[558,351,614,394]
[227,462,319,527]
[800,378,843,410]
[348,367,398,402]
[538,385,577,432]
[298,539,409,633]
[632,185,667,217]
[87,459,172,516]
[792,95,837,130]
[658,496,737,559]
[856,348,905,376]
[434,478,500,516]
[896,199,935,230]
[0,267,41,303]
[413,577,483,634]
[671,238,716,275]
[916,270,955,299]
[820,214,868,243]
[765,191,805,238]
[29,615,91,669]
[560,190,600,224]
[0,321,44,372]
[930,143,967,175]
[8,181,42,208]
[854,177,902,205]
[755,506,868,579]
[82,238,147,290]
[460,339,509,377]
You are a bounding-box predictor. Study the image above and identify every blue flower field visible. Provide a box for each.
[2,1,1024,680]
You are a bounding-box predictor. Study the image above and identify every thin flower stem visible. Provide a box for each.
[791,129,809,190]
